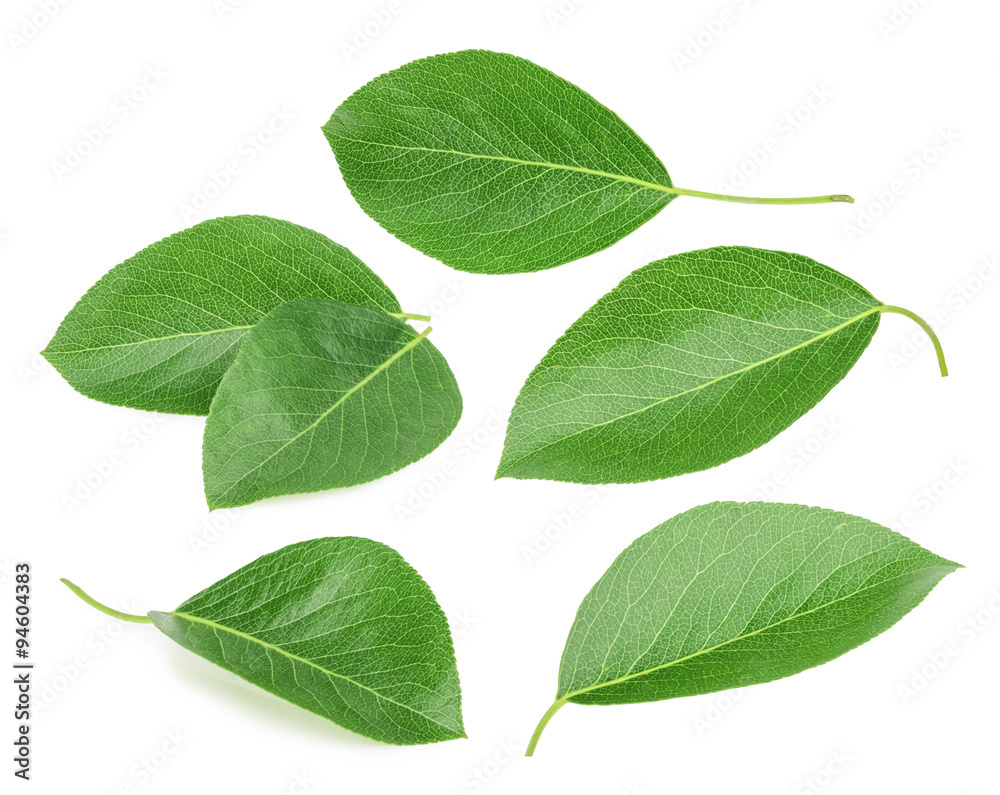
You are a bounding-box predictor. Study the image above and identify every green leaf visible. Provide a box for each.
[526,501,960,755]
[498,246,948,484]
[203,298,461,509]
[42,215,403,415]
[323,49,851,275]
[62,537,466,745]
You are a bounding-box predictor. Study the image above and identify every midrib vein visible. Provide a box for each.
[510,306,882,463]
[171,610,459,732]
[332,135,674,194]
[51,309,417,356]
[49,324,255,354]
[562,563,928,701]
[214,327,432,500]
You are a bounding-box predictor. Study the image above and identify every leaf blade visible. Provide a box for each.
[559,503,959,704]
[202,299,461,509]
[149,536,465,745]
[42,215,401,415]
[323,49,674,274]
[527,502,959,753]
[498,246,882,483]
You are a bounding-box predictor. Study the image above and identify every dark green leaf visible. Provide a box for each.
[43,216,401,415]
[63,537,466,745]
[526,501,960,755]
[498,246,947,484]
[203,298,461,509]
[323,50,850,275]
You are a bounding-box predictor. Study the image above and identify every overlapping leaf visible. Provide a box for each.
[498,246,947,484]
[43,215,401,414]
[203,298,461,509]
[324,49,849,274]
[526,501,960,754]
[64,537,466,745]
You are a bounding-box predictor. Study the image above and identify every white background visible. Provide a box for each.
[3,1,998,793]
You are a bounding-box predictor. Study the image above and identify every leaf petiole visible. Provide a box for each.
[388,311,432,322]
[666,187,854,205]
[877,305,948,376]
[525,697,568,757]
[60,578,152,624]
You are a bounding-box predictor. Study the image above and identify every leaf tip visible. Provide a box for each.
[203,484,238,512]
[494,450,519,480]
[39,346,59,369]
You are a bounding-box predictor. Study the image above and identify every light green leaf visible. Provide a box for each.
[323,49,851,275]
[43,215,403,415]
[526,501,960,755]
[498,246,947,484]
[62,536,466,745]
[203,298,461,509]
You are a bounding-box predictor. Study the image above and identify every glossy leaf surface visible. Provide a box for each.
[43,216,400,415]
[324,49,675,274]
[151,537,465,745]
[203,299,461,509]
[498,246,887,484]
[66,537,466,745]
[527,502,960,754]
[324,50,849,275]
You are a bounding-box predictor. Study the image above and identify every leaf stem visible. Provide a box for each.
[878,305,949,377]
[60,578,152,623]
[668,187,854,205]
[525,698,568,757]
[388,311,432,322]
